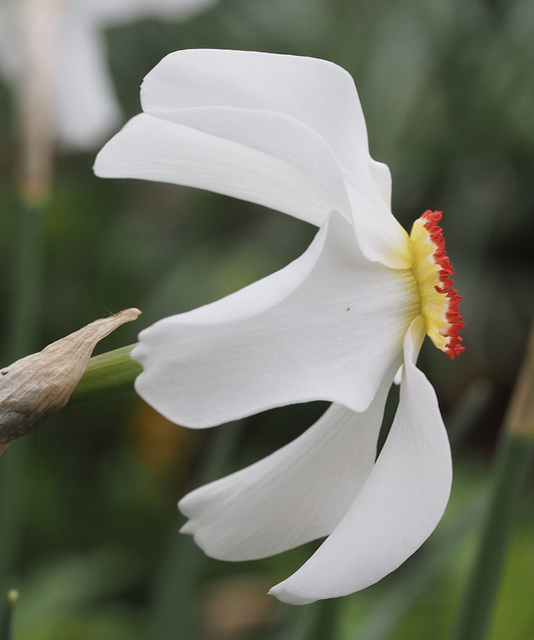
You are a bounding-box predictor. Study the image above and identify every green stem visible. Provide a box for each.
[4,202,46,362]
[448,429,534,640]
[307,598,342,640]
[149,422,244,640]
[1,200,47,593]
[68,344,142,406]
[0,590,18,640]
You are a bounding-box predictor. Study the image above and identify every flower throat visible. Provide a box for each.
[409,211,464,359]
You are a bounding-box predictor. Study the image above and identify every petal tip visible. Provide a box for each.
[179,521,194,534]
[268,583,315,606]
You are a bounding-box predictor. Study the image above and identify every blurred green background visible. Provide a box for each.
[1,0,534,638]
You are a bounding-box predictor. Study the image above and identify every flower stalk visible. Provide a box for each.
[68,343,142,406]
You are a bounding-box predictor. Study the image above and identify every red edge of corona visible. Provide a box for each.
[421,210,465,359]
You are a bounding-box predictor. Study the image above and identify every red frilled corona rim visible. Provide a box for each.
[410,211,465,359]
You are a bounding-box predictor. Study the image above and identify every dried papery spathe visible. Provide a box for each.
[0,308,140,452]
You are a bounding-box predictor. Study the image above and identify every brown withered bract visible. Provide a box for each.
[0,308,140,453]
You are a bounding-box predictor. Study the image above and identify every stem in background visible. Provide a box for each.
[306,598,342,640]
[149,422,244,640]
[0,202,48,593]
[0,590,18,640]
[449,324,534,640]
[4,203,46,362]
[0,0,64,591]
[448,431,534,640]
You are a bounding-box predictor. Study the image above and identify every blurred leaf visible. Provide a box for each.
[14,548,143,640]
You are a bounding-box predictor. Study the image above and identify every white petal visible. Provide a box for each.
[269,317,452,604]
[132,212,418,427]
[141,49,410,267]
[180,388,392,560]
[147,105,353,220]
[346,182,412,269]
[141,49,375,179]
[94,112,350,227]
[368,159,392,209]
[55,17,120,149]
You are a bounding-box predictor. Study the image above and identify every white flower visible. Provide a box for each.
[94,49,464,605]
[0,0,217,149]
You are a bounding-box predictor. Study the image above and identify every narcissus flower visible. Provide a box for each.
[0,0,217,149]
[94,49,464,605]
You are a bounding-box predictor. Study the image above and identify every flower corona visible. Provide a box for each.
[409,211,464,358]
